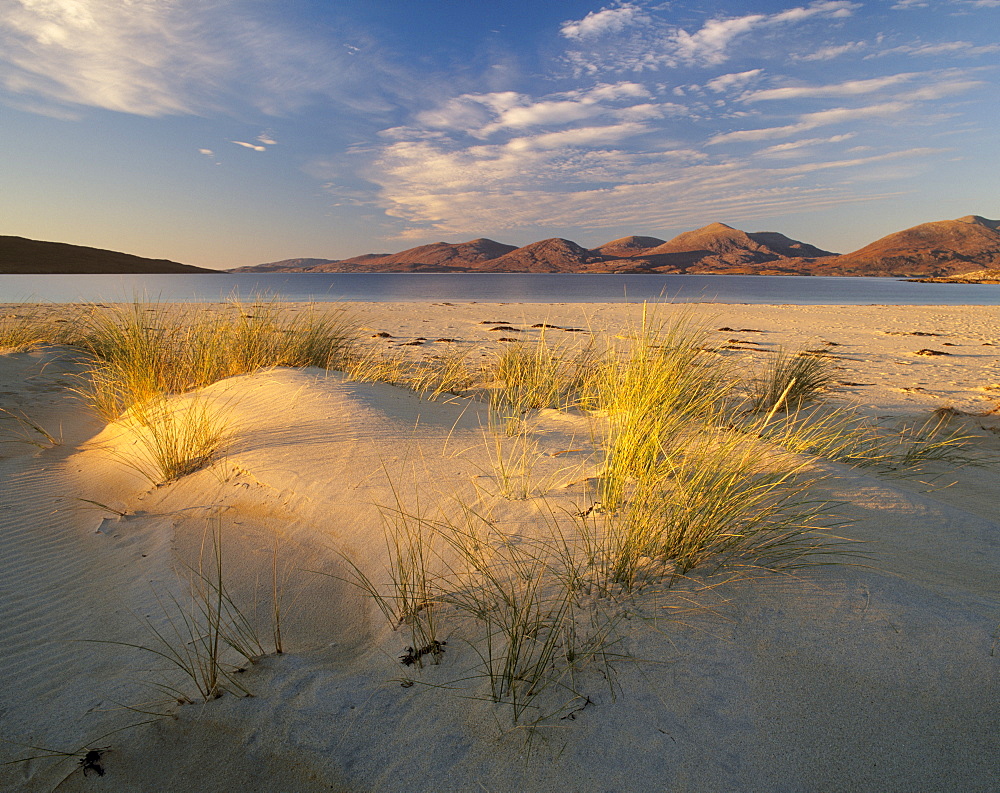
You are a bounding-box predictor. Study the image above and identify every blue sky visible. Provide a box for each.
[1,0,997,269]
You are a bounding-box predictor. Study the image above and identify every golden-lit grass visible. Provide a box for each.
[71,299,359,420]
[586,312,730,508]
[0,313,51,352]
[482,335,596,431]
[749,348,834,413]
[117,395,233,484]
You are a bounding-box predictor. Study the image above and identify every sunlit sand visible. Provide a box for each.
[0,301,997,792]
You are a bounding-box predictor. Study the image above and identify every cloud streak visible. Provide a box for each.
[0,0,394,117]
[742,74,917,101]
[232,140,267,152]
[708,102,915,144]
[370,148,921,241]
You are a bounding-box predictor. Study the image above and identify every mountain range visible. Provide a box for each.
[231,215,1000,279]
[2,215,999,277]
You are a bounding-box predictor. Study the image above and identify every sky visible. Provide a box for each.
[1,0,998,270]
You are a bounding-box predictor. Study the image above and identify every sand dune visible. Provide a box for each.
[0,303,998,792]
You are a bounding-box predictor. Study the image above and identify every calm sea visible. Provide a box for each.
[1,272,998,305]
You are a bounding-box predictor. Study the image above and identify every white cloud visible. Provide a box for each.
[872,40,1000,57]
[705,69,763,93]
[757,133,856,156]
[562,1,862,73]
[793,42,867,61]
[769,0,858,21]
[198,148,215,156]
[491,99,608,131]
[413,82,656,138]
[707,101,914,144]
[506,123,649,151]
[891,0,930,8]
[743,74,916,101]
[256,133,278,145]
[771,147,945,174]
[560,4,648,39]
[671,15,766,66]
[0,0,392,117]
[900,79,984,100]
[232,140,267,152]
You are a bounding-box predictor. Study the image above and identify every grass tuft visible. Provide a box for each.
[119,395,232,484]
[749,349,833,414]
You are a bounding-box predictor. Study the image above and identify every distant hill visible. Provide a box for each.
[227,214,1000,277]
[229,257,340,273]
[0,236,211,274]
[803,215,1000,277]
[481,238,607,272]
[615,223,836,274]
[328,238,517,272]
[591,235,666,257]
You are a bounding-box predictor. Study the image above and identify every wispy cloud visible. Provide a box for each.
[708,102,914,144]
[412,82,660,139]
[757,133,856,156]
[506,123,651,151]
[560,4,649,39]
[0,0,394,117]
[232,140,267,152]
[706,69,763,93]
[562,1,861,74]
[792,41,867,60]
[199,148,215,156]
[710,71,982,144]
[742,74,916,101]
[871,40,1000,57]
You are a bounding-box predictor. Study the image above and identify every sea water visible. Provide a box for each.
[0,272,998,305]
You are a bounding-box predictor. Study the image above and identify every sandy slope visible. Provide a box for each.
[0,303,998,792]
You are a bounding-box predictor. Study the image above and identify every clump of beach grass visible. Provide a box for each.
[0,312,52,352]
[113,395,232,484]
[429,504,624,724]
[749,348,834,414]
[749,403,976,471]
[587,312,730,509]
[72,298,359,420]
[599,437,837,588]
[483,336,597,434]
[91,515,282,703]
[403,347,479,401]
[335,481,442,666]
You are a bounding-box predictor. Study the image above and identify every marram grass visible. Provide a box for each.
[73,298,359,419]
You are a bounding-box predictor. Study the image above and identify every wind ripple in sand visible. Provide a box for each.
[0,455,142,785]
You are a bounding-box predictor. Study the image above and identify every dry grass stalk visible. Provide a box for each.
[118,395,232,484]
[749,349,833,413]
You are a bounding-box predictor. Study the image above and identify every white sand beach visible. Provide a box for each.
[0,301,997,792]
